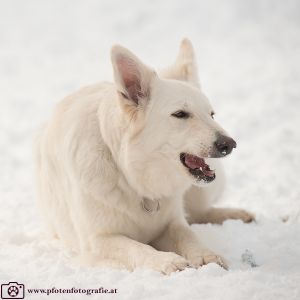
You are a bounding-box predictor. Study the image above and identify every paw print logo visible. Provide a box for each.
[7,286,19,297]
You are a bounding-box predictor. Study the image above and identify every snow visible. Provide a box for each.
[1,0,300,299]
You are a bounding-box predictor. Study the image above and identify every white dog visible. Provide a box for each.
[35,39,254,274]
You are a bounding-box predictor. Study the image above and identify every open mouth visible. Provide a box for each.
[180,153,216,183]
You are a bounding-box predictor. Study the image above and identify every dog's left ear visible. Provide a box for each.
[159,38,200,88]
[111,45,156,108]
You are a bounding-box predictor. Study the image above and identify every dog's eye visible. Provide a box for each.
[171,110,190,119]
[211,112,215,119]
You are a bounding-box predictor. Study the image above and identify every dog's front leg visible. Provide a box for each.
[151,221,228,269]
[88,234,189,275]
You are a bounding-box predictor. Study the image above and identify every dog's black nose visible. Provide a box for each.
[214,135,237,157]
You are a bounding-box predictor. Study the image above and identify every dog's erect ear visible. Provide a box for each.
[111,45,156,106]
[159,38,200,88]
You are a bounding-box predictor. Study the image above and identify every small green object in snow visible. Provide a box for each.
[241,249,258,268]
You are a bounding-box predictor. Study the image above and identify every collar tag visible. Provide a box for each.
[141,197,160,214]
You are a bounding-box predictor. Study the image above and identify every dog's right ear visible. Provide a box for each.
[111,45,156,110]
[159,38,200,88]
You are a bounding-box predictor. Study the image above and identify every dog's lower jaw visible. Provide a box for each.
[180,152,216,184]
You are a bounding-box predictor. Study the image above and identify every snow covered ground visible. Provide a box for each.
[1,0,300,299]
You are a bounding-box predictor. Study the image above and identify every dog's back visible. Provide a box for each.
[34,82,114,249]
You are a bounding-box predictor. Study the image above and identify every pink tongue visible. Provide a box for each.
[203,168,215,177]
[184,154,205,169]
[184,154,215,177]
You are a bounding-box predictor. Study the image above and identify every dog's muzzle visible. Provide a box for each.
[213,134,237,157]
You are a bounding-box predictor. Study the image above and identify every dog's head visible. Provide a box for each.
[110,39,236,198]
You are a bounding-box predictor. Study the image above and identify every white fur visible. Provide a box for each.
[35,39,253,274]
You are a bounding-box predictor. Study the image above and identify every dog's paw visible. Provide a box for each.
[226,209,255,223]
[188,250,228,270]
[198,207,255,224]
[149,252,190,275]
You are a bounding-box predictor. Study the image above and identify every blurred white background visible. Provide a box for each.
[0,1,300,299]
